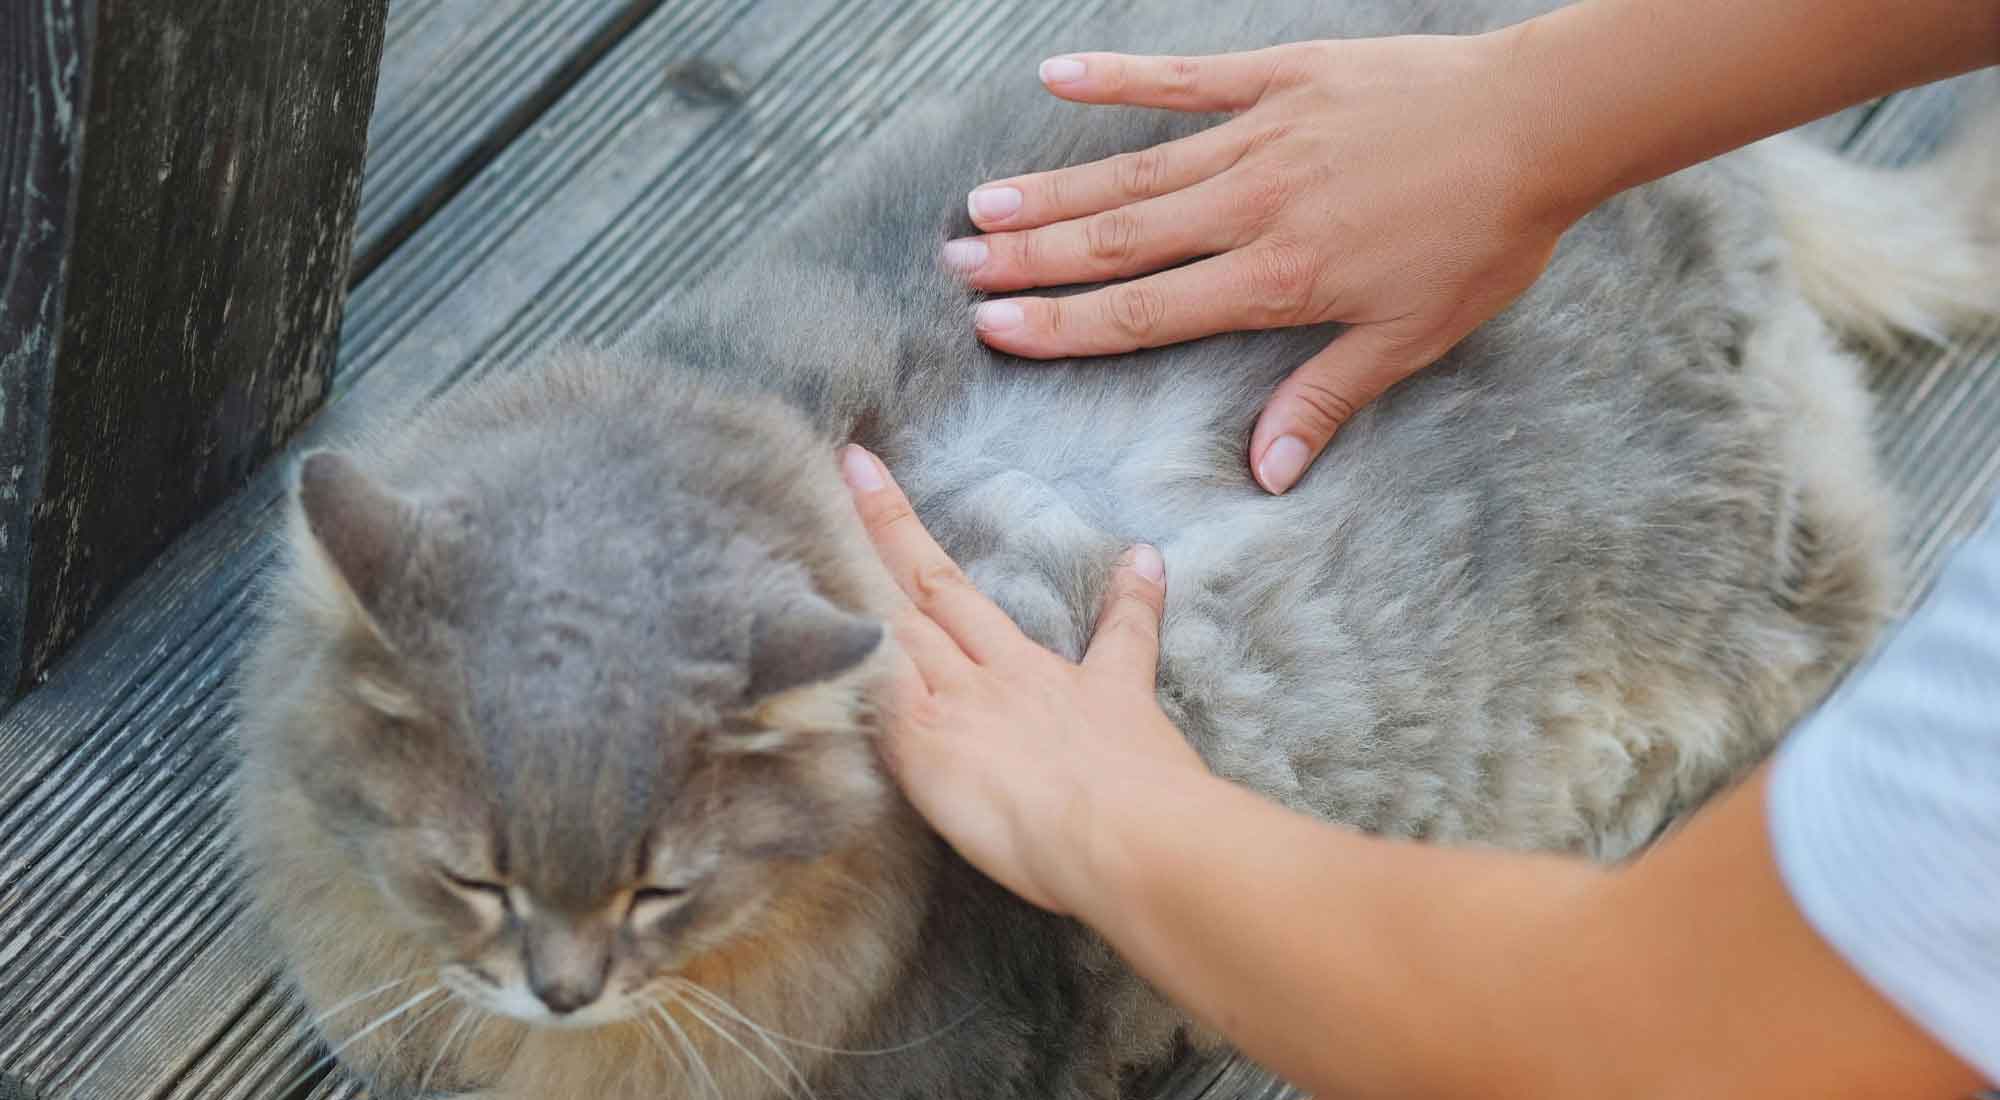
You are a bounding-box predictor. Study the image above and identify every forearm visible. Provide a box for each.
[1493,0,2000,220]
[1075,769,1603,1100]
[1075,766,1984,1100]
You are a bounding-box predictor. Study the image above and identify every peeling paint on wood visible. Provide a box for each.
[0,0,390,701]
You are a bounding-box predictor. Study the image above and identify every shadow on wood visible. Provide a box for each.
[0,0,388,704]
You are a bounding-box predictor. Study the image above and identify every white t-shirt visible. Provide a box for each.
[1769,494,2000,1086]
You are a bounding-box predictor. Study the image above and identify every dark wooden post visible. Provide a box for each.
[1,0,387,701]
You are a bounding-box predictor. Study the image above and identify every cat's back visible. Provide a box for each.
[639,0,1891,858]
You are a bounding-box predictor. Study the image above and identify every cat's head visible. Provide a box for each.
[258,444,898,1031]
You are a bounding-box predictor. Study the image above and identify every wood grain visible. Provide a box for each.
[0,0,88,712]
[0,6,1994,1100]
[0,0,388,701]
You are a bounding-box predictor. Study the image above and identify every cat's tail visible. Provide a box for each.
[1759,77,2000,350]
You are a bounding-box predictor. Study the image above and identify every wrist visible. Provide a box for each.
[1059,758,1223,927]
[1474,11,1630,235]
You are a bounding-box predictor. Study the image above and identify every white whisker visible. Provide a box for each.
[281,985,445,1097]
[421,1005,475,1094]
[675,978,983,1056]
[669,986,809,1100]
[392,989,458,1047]
[653,1002,723,1100]
[637,1012,686,1080]
[669,980,813,1096]
[306,977,413,1032]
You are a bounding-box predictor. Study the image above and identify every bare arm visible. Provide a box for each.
[1510,0,2000,214]
[1085,763,1984,1100]
[954,0,2000,493]
[838,446,1987,1100]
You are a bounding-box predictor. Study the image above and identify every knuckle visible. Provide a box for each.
[1039,171,1069,218]
[1246,239,1318,323]
[1113,148,1167,200]
[1286,375,1362,435]
[1102,616,1155,650]
[1096,56,1126,96]
[1043,294,1070,339]
[1160,55,1202,99]
[1105,284,1167,343]
[1084,210,1141,263]
[1263,48,1317,92]
[1235,166,1294,225]
[1007,228,1044,276]
[910,562,971,607]
[1112,583,1164,621]
[865,495,919,535]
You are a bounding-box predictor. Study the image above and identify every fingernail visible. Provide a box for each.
[941,237,988,272]
[1256,435,1311,495]
[840,445,884,492]
[1128,544,1165,584]
[967,186,1022,222]
[1038,56,1087,85]
[974,300,1024,333]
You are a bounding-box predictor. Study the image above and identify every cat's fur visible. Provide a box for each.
[231,0,2000,1097]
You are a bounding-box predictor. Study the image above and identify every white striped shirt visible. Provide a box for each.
[1770,494,2000,1086]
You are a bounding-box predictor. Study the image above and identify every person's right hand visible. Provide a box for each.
[945,30,1589,494]
[838,445,1209,916]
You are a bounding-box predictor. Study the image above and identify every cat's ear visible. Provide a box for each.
[746,590,885,700]
[291,449,418,635]
[720,590,884,753]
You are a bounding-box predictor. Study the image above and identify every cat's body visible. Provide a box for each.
[232,1,2000,1097]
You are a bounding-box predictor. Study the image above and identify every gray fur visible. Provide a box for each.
[230,0,1993,1097]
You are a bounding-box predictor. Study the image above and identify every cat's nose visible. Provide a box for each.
[533,978,599,1016]
[524,925,611,1016]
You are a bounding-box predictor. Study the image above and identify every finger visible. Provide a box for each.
[875,634,938,707]
[962,123,1243,232]
[839,445,1025,664]
[837,447,980,677]
[1082,545,1168,684]
[1033,49,1290,112]
[956,177,1248,293]
[1248,323,1441,494]
[972,240,1321,358]
[883,597,977,691]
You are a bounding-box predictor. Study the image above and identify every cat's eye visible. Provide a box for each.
[628,884,693,924]
[441,871,510,908]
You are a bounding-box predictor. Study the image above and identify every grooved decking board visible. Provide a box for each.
[0,2,1117,1097]
[0,12,1987,1100]
[1843,81,2000,607]
[350,0,659,276]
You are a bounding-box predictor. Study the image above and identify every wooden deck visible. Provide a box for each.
[1,4,1996,1099]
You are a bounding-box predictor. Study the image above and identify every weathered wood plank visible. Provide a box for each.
[0,0,89,714]
[3,2,1111,1096]
[1,20,1990,1100]
[0,0,389,703]
[1842,81,2000,607]
[351,0,664,278]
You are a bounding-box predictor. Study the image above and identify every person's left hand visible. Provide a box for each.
[838,444,1210,915]
[942,40,1572,495]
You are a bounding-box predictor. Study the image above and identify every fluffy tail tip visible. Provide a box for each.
[1765,76,2000,350]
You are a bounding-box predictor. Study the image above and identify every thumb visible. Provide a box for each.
[1250,325,1433,494]
[1081,545,1168,684]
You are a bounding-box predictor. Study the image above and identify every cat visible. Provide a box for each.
[230,0,2000,1097]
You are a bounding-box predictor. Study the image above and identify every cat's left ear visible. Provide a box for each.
[719,590,884,752]
[746,589,885,700]
[289,449,431,645]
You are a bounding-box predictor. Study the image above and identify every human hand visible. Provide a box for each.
[945,32,1581,494]
[837,445,1209,915]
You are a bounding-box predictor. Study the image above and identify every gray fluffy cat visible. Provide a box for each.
[232,1,2000,1097]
